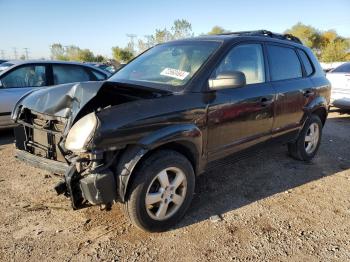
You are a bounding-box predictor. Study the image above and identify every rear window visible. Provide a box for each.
[298,49,314,76]
[331,63,350,73]
[267,45,302,81]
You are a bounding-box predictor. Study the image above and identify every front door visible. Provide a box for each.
[0,64,47,127]
[207,43,275,161]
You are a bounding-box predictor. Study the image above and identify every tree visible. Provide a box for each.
[112,46,134,63]
[135,19,193,55]
[50,43,67,60]
[77,49,95,62]
[171,19,193,39]
[94,55,106,63]
[285,22,321,49]
[285,23,350,62]
[320,38,349,62]
[207,26,228,35]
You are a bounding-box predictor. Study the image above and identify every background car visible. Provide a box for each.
[0,60,110,128]
[327,62,350,111]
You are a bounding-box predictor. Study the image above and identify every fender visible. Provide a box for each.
[302,95,329,126]
[116,123,203,202]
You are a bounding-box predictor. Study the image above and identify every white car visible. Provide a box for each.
[327,62,350,111]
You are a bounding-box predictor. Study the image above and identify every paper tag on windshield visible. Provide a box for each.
[160,68,189,80]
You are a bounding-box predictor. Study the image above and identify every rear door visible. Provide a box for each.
[266,44,314,138]
[207,43,275,160]
[0,64,48,127]
[52,64,92,85]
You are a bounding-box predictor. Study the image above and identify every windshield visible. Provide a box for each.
[0,63,14,73]
[110,41,220,90]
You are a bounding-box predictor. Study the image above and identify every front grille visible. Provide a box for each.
[15,110,67,162]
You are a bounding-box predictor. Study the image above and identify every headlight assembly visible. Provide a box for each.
[65,112,98,152]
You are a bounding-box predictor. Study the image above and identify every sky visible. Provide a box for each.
[1,0,350,59]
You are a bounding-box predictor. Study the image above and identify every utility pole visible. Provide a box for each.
[126,34,137,54]
[23,48,29,60]
[13,47,18,59]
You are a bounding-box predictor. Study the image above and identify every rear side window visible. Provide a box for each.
[267,45,302,81]
[53,65,90,85]
[297,49,314,76]
[331,63,350,73]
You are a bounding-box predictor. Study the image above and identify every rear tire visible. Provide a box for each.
[124,150,195,232]
[288,114,323,161]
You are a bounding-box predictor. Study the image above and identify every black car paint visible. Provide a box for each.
[12,35,331,209]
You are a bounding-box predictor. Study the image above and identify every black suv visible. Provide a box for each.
[12,30,331,232]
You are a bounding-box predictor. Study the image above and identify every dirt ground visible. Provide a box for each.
[0,112,349,262]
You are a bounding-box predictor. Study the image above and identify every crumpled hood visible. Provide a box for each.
[12,81,105,120]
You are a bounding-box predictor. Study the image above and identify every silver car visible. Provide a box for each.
[0,60,110,128]
[327,62,350,111]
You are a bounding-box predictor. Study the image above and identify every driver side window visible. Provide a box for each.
[215,44,265,85]
[1,65,46,88]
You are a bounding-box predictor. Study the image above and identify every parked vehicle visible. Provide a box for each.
[86,62,117,74]
[0,60,110,128]
[12,30,330,232]
[0,61,11,72]
[327,62,350,111]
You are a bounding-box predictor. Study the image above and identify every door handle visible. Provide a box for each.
[303,90,315,97]
[260,97,273,107]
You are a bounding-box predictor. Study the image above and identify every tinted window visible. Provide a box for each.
[1,65,46,88]
[267,45,302,81]
[298,49,314,76]
[53,65,90,85]
[90,69,107,80]
[215,44,265,85]
[331,63,350,73]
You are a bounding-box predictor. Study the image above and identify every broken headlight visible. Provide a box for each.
[65,112,97,152]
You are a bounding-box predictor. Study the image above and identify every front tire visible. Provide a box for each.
[124,150,195,232]
[288,114,323,161]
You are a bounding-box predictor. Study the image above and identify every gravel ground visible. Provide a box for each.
[0,112,349,262]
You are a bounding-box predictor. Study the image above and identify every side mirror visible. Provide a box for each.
[208,71,246,90]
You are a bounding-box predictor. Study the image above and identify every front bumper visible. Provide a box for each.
[15,149,69,175]
[15,148,118,210]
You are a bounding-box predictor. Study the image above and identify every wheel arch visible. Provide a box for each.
[115,124,203,202]
[303,96,329,127]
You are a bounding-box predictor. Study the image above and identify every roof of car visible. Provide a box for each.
[5,60,96,66]
[1,60,111,75]
[165,30,305,48]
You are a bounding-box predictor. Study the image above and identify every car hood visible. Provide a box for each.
[12,81,105,119]
[12,81,170,125]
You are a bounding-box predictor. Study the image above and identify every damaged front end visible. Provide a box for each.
[12,81,157,210]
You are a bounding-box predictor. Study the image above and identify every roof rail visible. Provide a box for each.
[218,30,303,45]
